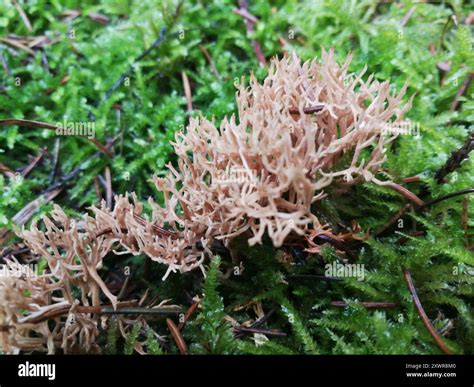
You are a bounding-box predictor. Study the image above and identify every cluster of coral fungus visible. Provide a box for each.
[0,50,411,353]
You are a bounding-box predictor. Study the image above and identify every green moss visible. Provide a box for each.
[0,0,472,354]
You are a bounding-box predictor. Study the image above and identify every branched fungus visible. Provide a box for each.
[1,50,412,353]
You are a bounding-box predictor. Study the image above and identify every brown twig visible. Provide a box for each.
[46,75,70,95]
[40,49,50,73]
[131,212,177,238]
[0,135,119,243]
[466,12,474,25]
[99,306,183,316]
[93,176,102,202]
[0,50,12,76]
[419,188,474,210]
[0,325,13,332]
[251,308,275,329]
[435,131,474,184]
[94,211,177,239]
[374,204,411,237]
[19,301,137,324]
[116,276,130,301]
[234,307,276,339]
[404,270,453,354]
[181,71,193,112]
[12,0,33,32]
[236,0,266,67]
[403,175,421,183]
[21,148,47,177]
[43,136,117,195]
[0,37,35,55]
[199,45,221,80]
[278,36,290,56]
[87,12,110,25]
[177,302,199,331]
[0,162,16,178]
[166,318,189,354]
[438,15,456,51]
[383,182,425,206]
[233,326,287,337]
[12,187,63,226]
[105,166,113,209]
[450,72,473,112]
[21,302,183,324]
[400,6,416,28]
[289,104,325,115]
[61,10,81,21]
[0,246,30,261]
[1,178,76,244]
[233,8,259,24]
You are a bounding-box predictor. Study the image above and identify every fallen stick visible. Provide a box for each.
[404,270,453,354]
[236,0,266,67]
[166,318,189,354]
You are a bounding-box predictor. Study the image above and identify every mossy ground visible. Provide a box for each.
[0,0,473,354]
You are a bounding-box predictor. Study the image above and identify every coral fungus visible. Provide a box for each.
[1,50,412,353]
